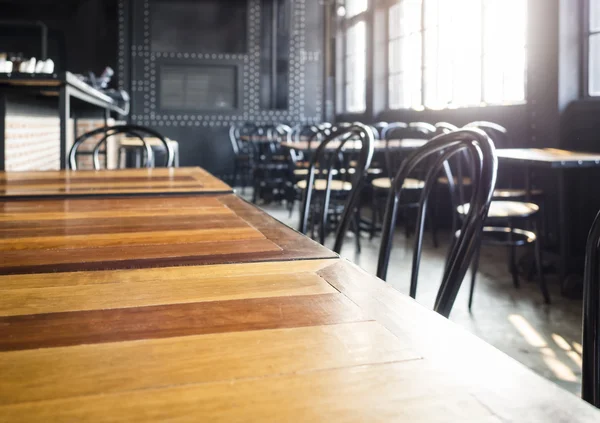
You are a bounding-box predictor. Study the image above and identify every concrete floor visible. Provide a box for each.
[253,198,585,397]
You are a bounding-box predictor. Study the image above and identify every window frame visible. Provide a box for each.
[584,0,600,97]
[339,2,370,113]
[385,0,528,111]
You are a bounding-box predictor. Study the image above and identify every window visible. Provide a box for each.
[588,0,600,95]
[340,0,368,113]
[387,0,526,109]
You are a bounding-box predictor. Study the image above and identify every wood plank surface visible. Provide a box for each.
[0,293,365,352]
[0,260,337,316]
[0,195,336,274]
[0,167,232,198]
[0,178,598,421]
[0,321,419,405]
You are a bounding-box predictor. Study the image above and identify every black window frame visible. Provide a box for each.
[584,0,600,97]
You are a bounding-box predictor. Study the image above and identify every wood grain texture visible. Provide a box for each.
[0,260,337,316]
[0,167,232,198]
[0,293,366,351]
[0,321,419,405]
[316,259,600,422]
[0,360,530,422]
[0,195,336,274]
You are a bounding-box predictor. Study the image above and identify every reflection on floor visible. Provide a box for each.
[257,200,584,397]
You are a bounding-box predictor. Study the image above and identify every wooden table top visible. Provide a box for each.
[0,194,336,275]
[0,255,598,421]
[497,148,600,168]
[0,167,231,199]
[281,138,428,152]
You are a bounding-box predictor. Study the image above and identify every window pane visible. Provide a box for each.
[346,0,368,18]
[591,0,600,32]
[389,3,401,39]
[345,20,366,112]
[388,0,422,109]
[388,38,401,74]
[590,34,600,96]
[400,0,422,36]
[483,0,526,104]
[389,74,402,109]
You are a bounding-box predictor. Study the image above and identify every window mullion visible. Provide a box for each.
[421,0,426,108]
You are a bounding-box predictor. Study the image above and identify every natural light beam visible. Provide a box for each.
[508,314,547,348]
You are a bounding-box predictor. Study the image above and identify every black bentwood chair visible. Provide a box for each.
[582,209,600,408]
[68,124,174,170]
[298,123,374,254]
[376,129,498,317]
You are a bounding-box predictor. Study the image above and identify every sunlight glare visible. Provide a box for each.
[540,348,578,382]
[551,333,572,351]
[508,314,547,348]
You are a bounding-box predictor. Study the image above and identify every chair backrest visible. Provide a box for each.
[583,209,600,408]
[299,123,375,254]
[381,122,436,179]
[376,129,498,317]
[381,122,408,140]
[229,124,241,155]
[367,122,388,140]
[435,122,459,135]
[408,122,437,136]
[69,124,174,170]
[275,124,293,142]
[372,121,388,138]
[465,121,509,147]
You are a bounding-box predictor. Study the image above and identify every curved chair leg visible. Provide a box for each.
[508,220,520,288]
[428,211,439,248]
[232,161,239,189]
[370,189,378,240]
[469,240,482,311]
[534,218,551,304]
[354,209,362,254]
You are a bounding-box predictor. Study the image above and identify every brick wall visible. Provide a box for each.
[4,116,61,171]
[4,117,124,171]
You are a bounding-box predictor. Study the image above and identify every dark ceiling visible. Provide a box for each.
[0,0,114,19]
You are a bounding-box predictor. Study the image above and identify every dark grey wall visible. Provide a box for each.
[0,0,118,75]
[119,0,325,177]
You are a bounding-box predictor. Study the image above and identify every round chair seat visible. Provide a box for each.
[372,177,425,190]
[437,176,472,186]
[296,179,353,191]
[458,201,539,218]
[493,188,544,198]
[455,226,536,246]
